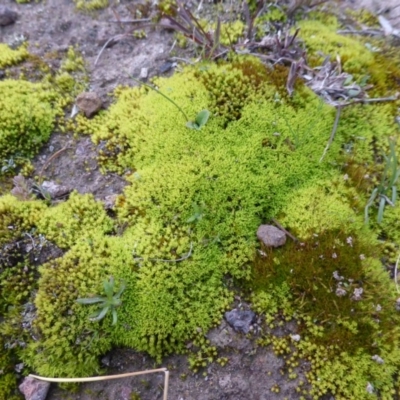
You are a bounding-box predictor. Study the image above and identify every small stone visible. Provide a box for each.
[256,225,286,248]
[103,194,118,209]
[396,298,400,311]
[140,67,148,80]
[0,6,18,27]
[225,309,255,334]
[19,376,50,400]
[76,92,103,118]
[159,61,174,74]
[41,181,70,199]
[101,354,111,367]
[335,287,347,297]
[366,382,374,394]
[371,354,384,364]
[15,363,24,373]
[290,334,301,342]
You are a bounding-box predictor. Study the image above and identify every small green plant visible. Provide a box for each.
[186,202,205,223]
[186,110,210,130]
[31,182,52,203]
[130,76,210,130]
[76,277,126,325]
[1,157,16,174]
[365,139,400,224]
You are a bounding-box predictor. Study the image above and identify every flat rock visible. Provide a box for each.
[76,92,103,118]
[257,224,286,247]
[19,376,50,400]
[41,181,70,199]
[225,309,255,334]
[0,6,18,26]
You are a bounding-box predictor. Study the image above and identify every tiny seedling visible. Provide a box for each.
[1,157,17,174]
[76,277,126,325]
[130,76,210,130]
[186,110,210,130]
[31,182,52,203]
[365,139,400,224]
[187,202,205,223]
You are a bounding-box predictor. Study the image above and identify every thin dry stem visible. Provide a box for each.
[271,218,299,242]
[39,145,71,178]
[320,106,342,162]
[338,93,399,107]
[30,368,169,400]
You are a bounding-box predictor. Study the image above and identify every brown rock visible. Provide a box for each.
[256,224,286,248]
[19,376,50,400]
[0,6,18,26]
[76,92,103,117]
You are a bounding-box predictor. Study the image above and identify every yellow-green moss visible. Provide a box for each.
[1,17,400,396]
[0,44,29,68]
[298,18,400,96]
[0,80,58,162]
[73,0,109,11]
[278,179,364,239]
[36,191,114,249]
[0,195,46,246]
[22,236,118,377]
[219,21,245,46]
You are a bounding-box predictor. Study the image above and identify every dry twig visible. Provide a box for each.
[271,218,299,242]
[319,106,342,162]
[30,368,170,400]
[39,144,71,178]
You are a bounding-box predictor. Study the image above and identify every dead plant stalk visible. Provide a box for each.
[29,368,170,400]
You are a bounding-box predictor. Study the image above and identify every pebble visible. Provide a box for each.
[19,376,50,400]
[256,224,286,248]
[140,67,148,80]
[0,6,18,27]
[225,309,256,334]
[76,92,103,118]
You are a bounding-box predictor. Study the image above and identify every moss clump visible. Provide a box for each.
[73,0,109,11]
[298,18,400,96]
[218,21,245,46]
[0,44,29,68]
[22,236,118,377]
[36,191,114,249]
[1,14,400,395]
[0,331,20,400]
[0,80,58,163]
[0,195,46,246]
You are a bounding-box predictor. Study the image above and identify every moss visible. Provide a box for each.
[298,18,400,96]
[218,21,245,46]
[0,44,29,69]
[73,0,109,11]
[0,195,46,246]
[253,228,400,398]
[36,191,114,249]
[0,335,19,400]
[1,13,400,395]
[278,179,364,239]
[0,80,58,163]
[21,236,118,377]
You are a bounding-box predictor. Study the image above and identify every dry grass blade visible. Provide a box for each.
[159,2,225,59]
[243,0,265,40]
[286,57,305,96]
